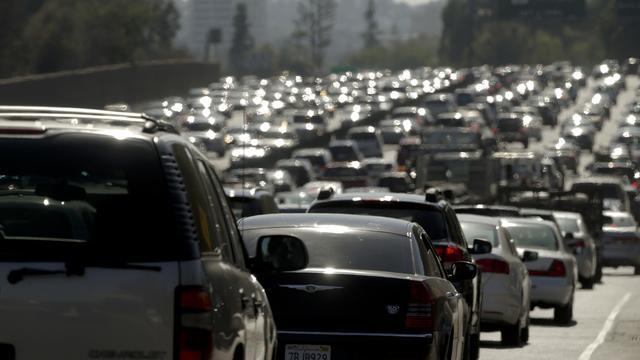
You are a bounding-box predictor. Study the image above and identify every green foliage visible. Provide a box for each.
[348,35,439,70]
[0,0,181,78]
[440,0,638,67]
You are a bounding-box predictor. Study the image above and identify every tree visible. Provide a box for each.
[1,0,181,77]
[291,0,337,73]
[229,3,255,75]
[362,0,380,49]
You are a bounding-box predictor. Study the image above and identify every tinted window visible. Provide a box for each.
[245,228,414,274]
[460,222,499,247]
[497,118,523,132]
[0,134,181,261]
[310,202,448,240]
[504,224,559,251]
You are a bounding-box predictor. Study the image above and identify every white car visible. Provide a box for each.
[502,218,578,325]
[601,211,640,274]
[459,214,534,346]
[554,211,598,289]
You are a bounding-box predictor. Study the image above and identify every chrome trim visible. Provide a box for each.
[278,331,433,339]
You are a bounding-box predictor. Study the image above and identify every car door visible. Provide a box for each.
[171,144,238,359]
[200,160,268,360]
[501,227,530,311]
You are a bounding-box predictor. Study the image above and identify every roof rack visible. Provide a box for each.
[0,106,179,134]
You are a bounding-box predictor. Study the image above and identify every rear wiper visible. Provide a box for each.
[7,261,162,284]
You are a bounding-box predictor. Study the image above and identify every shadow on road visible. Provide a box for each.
[480,340,530,349]
[530,318,578,328]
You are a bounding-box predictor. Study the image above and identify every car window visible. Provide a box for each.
[0,135,182,262]
[504,223,559,251]
[309,202,448,239]
[460,222,499,247]
[556,217,581,233]
[418,231,445,277]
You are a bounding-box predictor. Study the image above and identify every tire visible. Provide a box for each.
[554,299,573,325]
[581,277,595,289]
[469,332,480,360]
[522,140,529,149]
[501,322,522,347]
[595,262,603,283]
[521,323,529,344]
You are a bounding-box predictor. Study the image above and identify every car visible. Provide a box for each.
[424,93,457,117]
[308,190,491,360]
[600,211,640,274]
[0,106,306,360]
[501,218,578,324]
[361,158,395,178]
[380,119,411,144]
[347,126,384,159]
[454,205,521,218]
[494,113,529,148]
[238,213,477,360]
[553,211,599,289]
[511,106,544,142]
[229,145,272,169]
[397,136,422,171]
[274,190,314,213]
[318,161,370,189]
[328,139,364,163]
[377,171,415,193]
[392,106,435,126]
[571,176,631,213]
[275,158,316,188]
[225,187,280,219]
[458,214,535,346]
[292,148,332,173]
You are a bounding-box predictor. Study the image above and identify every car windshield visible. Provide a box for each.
[310,202,448,240]
[0,135,179,261]
[460,222,499,247]
[504,223,559,251]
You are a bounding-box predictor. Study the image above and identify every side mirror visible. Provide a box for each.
[521,250,539,262]
[470,238,492,255]
[448,261,478,282]
[253,235,309,272]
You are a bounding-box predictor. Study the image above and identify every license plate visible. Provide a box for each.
[285,344,331,360]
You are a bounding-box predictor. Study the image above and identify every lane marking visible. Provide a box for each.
[578,292,632,360]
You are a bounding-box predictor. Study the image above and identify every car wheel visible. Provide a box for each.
[554,299,573,325]
[522,140,529,149]
[468,332,480,360]
[521,323,529,344]
[595,262,603,283]
[581,277,595,289]
[501,322,522,347]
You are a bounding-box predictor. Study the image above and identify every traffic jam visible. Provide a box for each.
[1,58,640,360]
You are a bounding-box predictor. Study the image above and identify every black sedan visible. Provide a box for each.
[239,214,477,360]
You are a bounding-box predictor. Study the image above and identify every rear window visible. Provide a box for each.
[497,118,523,132]
[504,224,559,251]
[556,217,580,234]
[310,202,448,240]
[460,222,499,247]
[0,134,181,261]
[245,228,414,274]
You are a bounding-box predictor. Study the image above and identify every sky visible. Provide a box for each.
[401,0,437,4]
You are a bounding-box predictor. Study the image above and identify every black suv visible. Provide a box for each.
[308,189,490,360]
[0,106,307,360]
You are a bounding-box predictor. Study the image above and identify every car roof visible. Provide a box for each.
[501,217,557,229]
[313,192,445,209]
[238,213,413,237]
[457,213,501,226]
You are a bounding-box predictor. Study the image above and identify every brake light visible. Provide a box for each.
[529,260,566,277]
[492,127,498,134]
[434,244,465,263]
[476,258,510,274]
[175,286,213,360]
[633,181,638,189]
[0,126,47,135]
[405,282,434,329]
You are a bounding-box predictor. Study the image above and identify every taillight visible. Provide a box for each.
[434,244,465,263]
[529,260,566,277]
[405,282,434,329]
[492,128,498,134]
[476,258,510,274]
[176,286,213,360]
[567,240,586,255]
